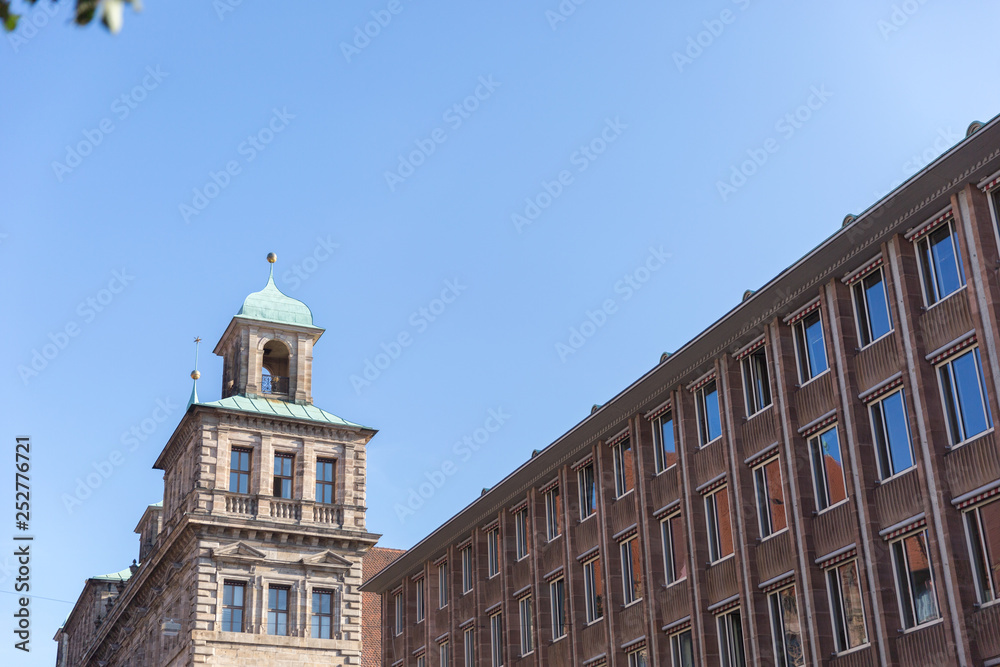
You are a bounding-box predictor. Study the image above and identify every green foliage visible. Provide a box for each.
[1,0,140,34]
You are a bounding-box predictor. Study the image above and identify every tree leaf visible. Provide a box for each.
[75,0,99,26]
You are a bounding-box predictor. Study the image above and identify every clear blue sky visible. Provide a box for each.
[3,0,999,663]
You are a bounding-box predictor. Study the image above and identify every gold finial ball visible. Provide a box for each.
[266,252,277,264]
[191,370,201,380]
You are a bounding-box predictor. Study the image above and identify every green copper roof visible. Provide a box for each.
[92,566,132,582]
[237,269,318,328]
[197,395,368,429]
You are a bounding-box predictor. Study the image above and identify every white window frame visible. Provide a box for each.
[438,562,448,609]
[767,585,803,667]
[393,591,403,636]
[489,611,504,667]
[515,508,529,560]
[753,457,786,540]
[544,486,561,541]
[518,595,534,656]
[807,425,847,512]
[461,545,474,594]
[612,438,633,498]
[851,267,893,348]
[627,647,649,667]
[890,529,941,630]
[583,557,603,623]
[653,411,676,473]
[415,577,425,623]
[705,486,732,564]
[963,499,1000,604]
[695,380,723,446]
[915,218,966,307]
[717,607,746,667]
[741,347,772,416]
[578,462,596,520]
[661,513,686,586]
[416,655,426,667]
[792,310,829,384]
[824,559,869,654]
[620,536,642,606]
[670,629,694,667]
[936,346,993,448]
[464,627,475,666]
[439,640,450,667]
[487,527,500,577]
[549,578,566,640]
[869,389,915,481]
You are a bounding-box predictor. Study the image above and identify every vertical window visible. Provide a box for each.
[229,448,251,494]
[461,546,474,593]
[267,586,289,636]
[578,462,596,519]
[965,498,1000,604]
[768,586,804,667]
[315,458,336,504]
[311,589,334,639]
[464,627,475,666]
[891,530,940,629]
[870,389,915,479]
[853,268,893,346]
[394,592,403,635]
[742,348,772,415]
[490,612,504,667]
[518,596,534,656]
[487,527,500,577]
[415,578,425,623]
[696,380,723,445]
[661,513,688,585]
[627,648,648,667]
[793,310,829,382]
[545,487,562,540]
[808,427,847,511]
[550,578,566,640]
[670,630,694,667]
[621,537,642,604]
[583,557,604,623]
[416,655,425,667]
[612,438,635,497]
[221,582,245,633]
[706,486,734,563]
[439,640,450,667]
[718,608,746,667]
[273,454,293,498]
[938,347,993,446]
[826,560,868,653]
[654,412,677,473]
[438,562,448,608]
[753,458,787,538]
[515,508,529,560]
[916,219,965,305]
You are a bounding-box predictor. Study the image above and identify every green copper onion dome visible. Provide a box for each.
[236,253,317,328]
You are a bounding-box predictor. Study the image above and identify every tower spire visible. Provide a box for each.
[188,336,202,408]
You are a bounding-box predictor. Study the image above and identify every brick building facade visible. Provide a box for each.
[361,117,1000,667]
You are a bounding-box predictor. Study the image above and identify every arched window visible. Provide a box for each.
[261,340,290,394]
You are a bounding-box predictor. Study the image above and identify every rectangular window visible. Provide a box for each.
[670,630,694,667]
[612,438,635,497]
[853,268,893,346]
[654,412,677,473]
[515,508,529,560]
[826,560,868,652]
[394,592,403,635]
[464,627,475,666]
[793,310,829,382]
[415,578,425,623]
[316,458,336,504]
[870,389,915,479]
[488,528,500,577]
[742,348,772,415]
[518,595,534,656]
[229,448,251,494]
[545,487,562,540]
[461,546,474,593]
[583,557,604,623]
[706,486,734,563]
[267,585,289,636]
[490,612,504,667]
[891,530,941,629]
[661,513,688,585]
[808,426,847,511]
[311,589,334,639]
[627,648,648,667]
[769,586,804,667]
[221,581,245,633]
[917,219,965,306]
[416,655,425,667]
[753,458,787,539]
[439,641,450,667]
[696,380,723,445]
[273,453,293,499]
[718,608,746,667]
[550,578,566,639]
[621,537,642,604]
[438,562,448,608]
[578,462,596,520]
[938,347,993,446]
[965,498,1000,604]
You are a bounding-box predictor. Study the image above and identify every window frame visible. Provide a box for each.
[753,457,788,540]
[915,218,966,307]
[717,607,746,667]
[612,438,635,498]
[792,309,829,384]
[514,508,530,560]
[695,380,723,447]
[807,425,848,513]
[518,595,534,656]
[438,562,448,609]
[661,513,687,586]
[550,577,566,640]
[311,588,335,639]
[620,536,642,606]
[393,591,404,636]
[869,389,916,481]
[489,611,504,667]
[741,347,773,417]
[890,529,941,630]
[824,559,869,654]
[583,556,604,624]
[229,447,251,495]
[767,584,804,667]
[439,640,450,667]
[964,499,1000,605]
[544,486,562,541]
[461,545,474,594]
[221,581,246,633]
[627,648,649,667]
[705,486,734,564]
[670,629,694,667]
[487,527,501,577]
[267,584,290,636]
[936,346,993,448]
[272,453,294,499]
[315,458,336,505]
[851,266,893,348]
[415,577,425,623]
[464,627,475,666]
[653,411,677,474]
[578,462,596,521]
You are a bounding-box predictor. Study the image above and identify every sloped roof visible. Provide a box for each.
[197,394,369,429]
[236,271,319,329]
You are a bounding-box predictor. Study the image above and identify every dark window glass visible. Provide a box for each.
[853,269,892,346]
[870,390,914,479]
[891,531,940,628]
[273,454,293,498]
[965,499,1000,604]
[939,348,993,445]
[267,586,289,636]
[222,582,244,632]
[794,311,828,381]
[697,381,723,445]
[743,348,772,415]
[229,449,251,494]
[918,222,965,305]
[316,459,336,504]
[655,413,677,472]
[579,463,596,519]
[311,589,334,639]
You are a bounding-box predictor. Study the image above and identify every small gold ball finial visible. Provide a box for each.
[191,370,201,380]
[267,252,277,264]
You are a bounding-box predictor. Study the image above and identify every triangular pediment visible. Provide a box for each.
[299,550,353,570]
[213,541,267,561]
